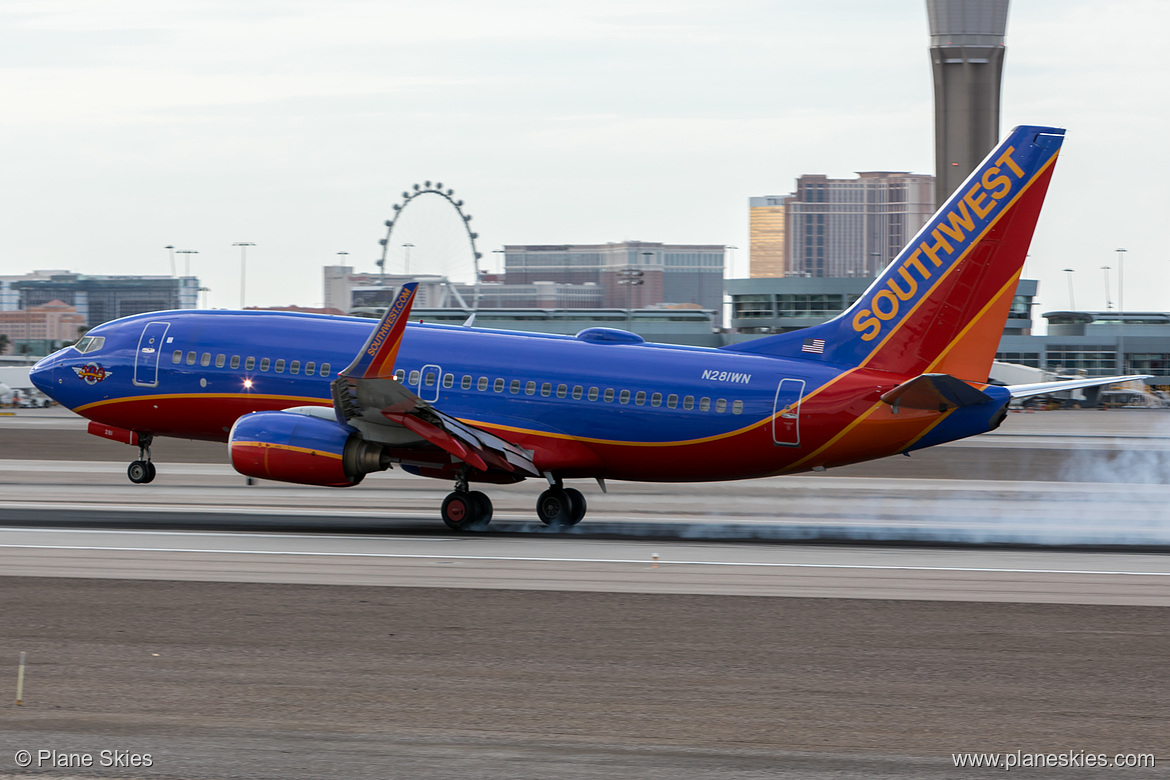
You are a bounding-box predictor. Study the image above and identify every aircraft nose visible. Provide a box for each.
[29,354,60,397]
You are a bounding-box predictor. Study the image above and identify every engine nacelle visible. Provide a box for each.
[229,411,389,487]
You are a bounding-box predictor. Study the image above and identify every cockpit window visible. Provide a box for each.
[73,336,105,354]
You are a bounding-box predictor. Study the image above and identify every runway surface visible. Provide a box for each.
[3,407,1170,546]
[2,579,1168,779]
[1,408,1168,777]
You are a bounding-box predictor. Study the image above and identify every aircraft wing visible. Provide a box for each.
[331,283,539,478]
[1004,375,1153,399]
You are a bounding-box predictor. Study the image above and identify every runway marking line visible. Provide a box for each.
[2,543,1169,578]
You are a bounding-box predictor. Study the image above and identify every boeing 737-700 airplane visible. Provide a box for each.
[29,125,1146,530]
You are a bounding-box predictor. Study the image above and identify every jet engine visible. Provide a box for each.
[228,410,390,487]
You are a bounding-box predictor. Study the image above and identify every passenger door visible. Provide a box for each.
[133,321,170,387]
[772,378,805,447]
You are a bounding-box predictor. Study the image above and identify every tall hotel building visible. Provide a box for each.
[748,197,788,278]
[750,171,934,278]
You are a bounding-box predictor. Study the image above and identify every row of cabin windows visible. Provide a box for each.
[395,368,744,415]
[173,350,331,377]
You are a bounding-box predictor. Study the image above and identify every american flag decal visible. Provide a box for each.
[801,338,826,354]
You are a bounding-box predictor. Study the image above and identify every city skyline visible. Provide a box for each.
[2,0,1167,319]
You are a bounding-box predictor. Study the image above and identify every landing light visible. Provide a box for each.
[243,379,253,389]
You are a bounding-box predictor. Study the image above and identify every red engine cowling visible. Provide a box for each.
[229,411,387,487]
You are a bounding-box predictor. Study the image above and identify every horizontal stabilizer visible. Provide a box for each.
[881,373,992,412]
[1006,375,1153,399]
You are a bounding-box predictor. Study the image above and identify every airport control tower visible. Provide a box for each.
[927,0,1009,210]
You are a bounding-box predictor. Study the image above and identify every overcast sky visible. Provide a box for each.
[2,0,1167,319]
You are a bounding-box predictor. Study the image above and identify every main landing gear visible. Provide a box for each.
[127,434,156,484]
[441,471,493,532]
[536,485,586,527]
[439,471,589,532]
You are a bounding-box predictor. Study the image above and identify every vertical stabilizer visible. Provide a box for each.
[723,125,1064,382]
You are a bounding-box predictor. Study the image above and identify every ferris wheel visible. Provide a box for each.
[378,182,483,308]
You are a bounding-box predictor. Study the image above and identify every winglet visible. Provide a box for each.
[341,282,418,379]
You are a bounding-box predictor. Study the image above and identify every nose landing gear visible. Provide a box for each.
[127,434,156,484]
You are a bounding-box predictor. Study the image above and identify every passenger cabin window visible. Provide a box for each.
[443,374,454,388]
[716,399,727,413]
[619,389,630,404]
[732,400,744,414]
[172,350,183,364]
[525,381,536,395]
[305,362,316,376]
[424,371,436,387]
[667,394,678,409]
[216,354,226,368]
[186,351,196,365]
[231,355,241,369]
[245,357,256,370]
[320,363,331,376]
[461,375,472,390]
[541,383,551,397]
[651,392,662,407]
[635,391,646,406]
[557,384,568,398]
[699,397,711,412]
[290,361,300,375]
[395,369,406,382]
[274,359,285,372]
[683,396,695,410]
[603,388,614,402]
[408,370,420,385]
[478,377,489,391]
[510,379,521,394]
[201,353,211,367]
[260,358,271,372]
[587,387,599,401]
[494,378,505,392]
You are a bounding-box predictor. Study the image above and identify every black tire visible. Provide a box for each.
[537,487,572,526]
[441,491,480,532]
[144,461,157,483]
[127,460,151,484]
[563,487,586,526]
[468,490,493,526]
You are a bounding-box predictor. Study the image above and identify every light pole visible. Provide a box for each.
[1116,248,1128,373]
[402,243,414,276]
[724,246,738,279]
[164,245,176,277]
[176,250,198,277]
[233,242,255,309]
[1101,266,1112,310]
[618,257,647,331]
[1062,268,1076,310]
